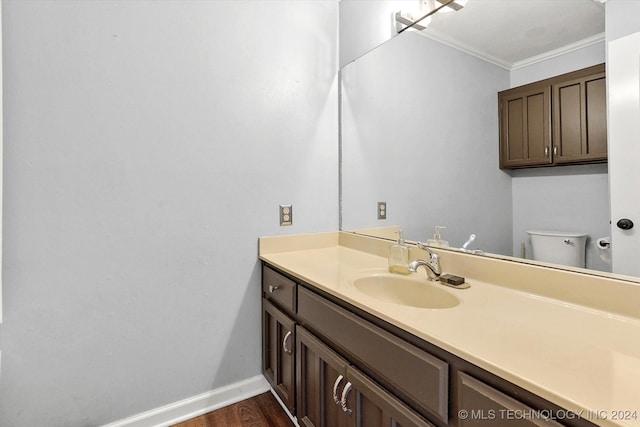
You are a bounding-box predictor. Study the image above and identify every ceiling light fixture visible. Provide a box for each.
[395,0,466,33]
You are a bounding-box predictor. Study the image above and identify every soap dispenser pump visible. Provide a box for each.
[388,228,410,274]
[426,226,449,248]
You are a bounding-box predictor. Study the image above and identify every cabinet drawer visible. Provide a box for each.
[457,372,563,427]
[263,265,296,315]
[297,286,449,423]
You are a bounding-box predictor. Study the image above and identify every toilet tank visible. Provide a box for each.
[527,230,588,268]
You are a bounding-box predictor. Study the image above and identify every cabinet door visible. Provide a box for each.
[457,372,563,427]
[297,286,449,423]
[499,85,552,168]
[296,326,349,427]
[553,71,607,164]
[263,299,296,413]
[344,367,434,427]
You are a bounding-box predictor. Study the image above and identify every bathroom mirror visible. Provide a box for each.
[339,0,633,279]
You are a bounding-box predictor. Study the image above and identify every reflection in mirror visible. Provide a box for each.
[341,30,513,255]
[339,0,465,67]
[339,1,629,278]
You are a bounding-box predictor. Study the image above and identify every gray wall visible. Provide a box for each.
[0,1,338,425]
[339,0,401,67]
[606,0,640,42]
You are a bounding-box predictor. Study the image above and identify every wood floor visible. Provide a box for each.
[171,392,295,427]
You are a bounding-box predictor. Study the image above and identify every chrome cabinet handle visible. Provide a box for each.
[282,331,292,354]
[544,146,549,157]
[340,381,353,415]
[553,146,558,156]
[332,375,344,404]
[268,285,280,293]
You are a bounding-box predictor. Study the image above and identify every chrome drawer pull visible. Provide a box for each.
[332,375,344,404]
[268,285,280,293]
[282,331,292,354]
[340,381,353,415]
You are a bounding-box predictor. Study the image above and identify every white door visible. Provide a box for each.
[608,31,640,276]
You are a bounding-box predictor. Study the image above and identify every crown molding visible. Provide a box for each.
[416,30,606,71]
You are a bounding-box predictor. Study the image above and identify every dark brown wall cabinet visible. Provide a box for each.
[499,64,606,169]
[262,264,596,427]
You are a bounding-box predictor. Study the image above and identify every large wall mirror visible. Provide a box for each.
[339,0,640,282]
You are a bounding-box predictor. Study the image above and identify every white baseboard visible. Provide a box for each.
[102,374,270,427]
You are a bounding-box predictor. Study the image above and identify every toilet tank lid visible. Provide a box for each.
[527,230,589,237]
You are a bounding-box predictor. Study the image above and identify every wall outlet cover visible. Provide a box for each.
[280,205,293,226]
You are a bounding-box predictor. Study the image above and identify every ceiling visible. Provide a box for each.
[419,0,606,69]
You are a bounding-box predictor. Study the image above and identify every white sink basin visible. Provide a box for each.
[352,272,460,309]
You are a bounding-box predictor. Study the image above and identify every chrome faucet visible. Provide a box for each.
[408,258,441,281]
[408,243,442,281]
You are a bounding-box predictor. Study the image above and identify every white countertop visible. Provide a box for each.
[259,232,640,427]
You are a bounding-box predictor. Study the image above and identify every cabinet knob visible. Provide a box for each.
[617,218,634,230]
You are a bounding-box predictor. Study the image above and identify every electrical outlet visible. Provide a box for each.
[378,202,387,220]
[280,205,293,226]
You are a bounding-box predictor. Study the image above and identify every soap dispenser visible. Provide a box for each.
[426,226,449,248]
[388,228,410,274]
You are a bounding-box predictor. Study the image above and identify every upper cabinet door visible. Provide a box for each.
[499,85,552,169]
[553,69,607,164]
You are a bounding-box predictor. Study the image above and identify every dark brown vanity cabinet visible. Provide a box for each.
[499,64,606,169]
[296,326,433,427]
[261,263,597,427]
[296,286,448,424]
[262,265,434,427]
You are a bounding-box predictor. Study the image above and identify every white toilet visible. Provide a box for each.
[527,230,588,268]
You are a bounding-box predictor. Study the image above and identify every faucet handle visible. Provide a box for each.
[416,241,433,253]
[417,241,439,261]
[461,234,476,251]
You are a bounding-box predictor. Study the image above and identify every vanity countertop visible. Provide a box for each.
[259,231,640,427]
